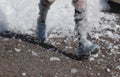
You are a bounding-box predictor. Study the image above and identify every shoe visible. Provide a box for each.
[37,23,46,42]
[76,40,99,58]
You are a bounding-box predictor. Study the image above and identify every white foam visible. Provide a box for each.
[0,0,111,35]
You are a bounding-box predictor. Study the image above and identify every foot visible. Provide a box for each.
[76,40,99,58]
[37,22,46,42]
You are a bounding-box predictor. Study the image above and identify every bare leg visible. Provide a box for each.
[37,0,55,41]
[72,0,99,58]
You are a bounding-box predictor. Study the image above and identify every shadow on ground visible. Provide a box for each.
[0,31,84,60]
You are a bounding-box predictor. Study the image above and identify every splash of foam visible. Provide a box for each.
[0,0,112,36]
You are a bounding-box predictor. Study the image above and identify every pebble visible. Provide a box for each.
[118,59,120,62]
[113,46,119,50]
[50,57,61,61]
[14,48,21,52]
[9,50,12,53]
[89,57,95,61]
[106,68,111,72]
[3,38,9,41]
[71,68,78,74]
[32,51,38,56]
[116,66,120,70]
[22,72,26,76]
[65,46,73,49]
[97,73,100,76]
[19,39,22,42]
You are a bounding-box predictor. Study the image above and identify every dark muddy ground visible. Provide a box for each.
[0,1,120,77]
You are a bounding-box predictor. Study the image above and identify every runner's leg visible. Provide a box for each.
[37,0,55,41]
[72,0,99,58]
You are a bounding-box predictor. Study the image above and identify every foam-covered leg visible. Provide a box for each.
[37,0,55,42]
[72,0,99,58]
